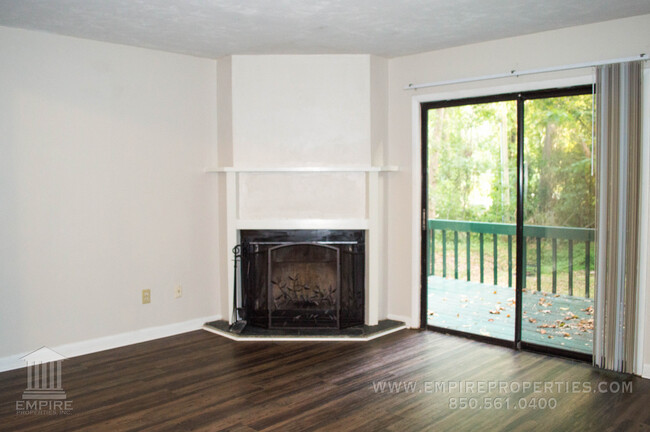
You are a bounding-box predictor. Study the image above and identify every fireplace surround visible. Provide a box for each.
[240,230,365,329]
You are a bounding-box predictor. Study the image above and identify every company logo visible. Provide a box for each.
[15,347,73,415]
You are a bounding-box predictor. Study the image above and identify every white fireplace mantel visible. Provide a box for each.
[206,165,397,327]
[205,166,398,173]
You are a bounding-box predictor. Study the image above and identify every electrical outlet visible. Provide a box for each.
[142,289,151,304]
[174,285,182,299]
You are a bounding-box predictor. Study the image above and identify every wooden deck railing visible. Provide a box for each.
[427,219,595,298]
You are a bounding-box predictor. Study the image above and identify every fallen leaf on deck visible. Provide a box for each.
[578,318,594,331]
[538,298,553,307]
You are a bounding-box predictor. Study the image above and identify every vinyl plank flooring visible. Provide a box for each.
[1,329,648,431]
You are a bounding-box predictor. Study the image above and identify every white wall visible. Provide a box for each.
[5,11,649,370]
[0,26,220,359]
[230,55,371,221]
[385,15,650,331]
[215,54,387,321]
[231,55,371,167]
[370,55,389,319]
[216,56,233,317]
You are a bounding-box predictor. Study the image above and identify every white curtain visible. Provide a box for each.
[594,61,643,373]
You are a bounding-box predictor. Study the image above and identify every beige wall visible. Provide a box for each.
[385,15,650,334]
[0,26,220,358]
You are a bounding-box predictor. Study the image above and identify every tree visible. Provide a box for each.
[427,94,594,229]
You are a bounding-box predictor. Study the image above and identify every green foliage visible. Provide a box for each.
[523,95,595,228]
[427,94,595,229]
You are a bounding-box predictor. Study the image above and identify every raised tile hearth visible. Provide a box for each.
[203,319,406,341]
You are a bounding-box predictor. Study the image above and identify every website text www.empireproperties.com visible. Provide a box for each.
[371,379,633,411]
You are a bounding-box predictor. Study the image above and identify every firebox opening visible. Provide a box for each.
[269,243,340,328]
[240,230,365,330]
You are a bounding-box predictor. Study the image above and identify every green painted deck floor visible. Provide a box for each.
[427,275,593,354]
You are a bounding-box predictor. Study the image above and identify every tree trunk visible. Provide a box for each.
[428,108,444,218]
[500,104,510,222]
[538,122,556,219]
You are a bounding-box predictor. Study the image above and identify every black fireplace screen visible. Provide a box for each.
[240,230,365,329]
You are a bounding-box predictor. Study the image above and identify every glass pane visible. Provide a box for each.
[521,94,595,354]
[426,100,517,341]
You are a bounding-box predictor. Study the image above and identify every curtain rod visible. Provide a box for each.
[404,53,646,91]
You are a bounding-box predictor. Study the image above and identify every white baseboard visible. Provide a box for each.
[0,314,221,373]
[387,314,414,328]
[643,363,650,380]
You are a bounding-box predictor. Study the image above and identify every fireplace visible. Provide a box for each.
[240,230,365,329]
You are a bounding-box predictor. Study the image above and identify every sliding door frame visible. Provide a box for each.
[420,85,593,362]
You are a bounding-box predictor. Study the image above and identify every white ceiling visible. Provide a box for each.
[0,0,649,58]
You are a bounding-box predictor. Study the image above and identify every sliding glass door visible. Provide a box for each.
[520,92,595,355]
[422,86,594,359]
[423,97,517,343]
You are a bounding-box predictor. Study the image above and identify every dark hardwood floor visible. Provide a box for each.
[1,329,649,431]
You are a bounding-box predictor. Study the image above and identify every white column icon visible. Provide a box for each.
[21,347,67,400]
